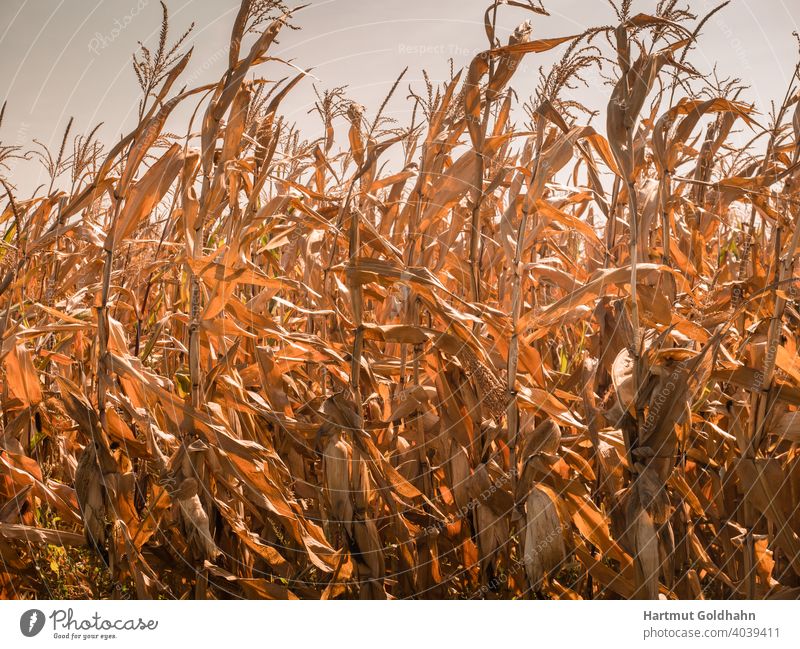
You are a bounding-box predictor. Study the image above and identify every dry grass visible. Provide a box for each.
[1,0,800,600]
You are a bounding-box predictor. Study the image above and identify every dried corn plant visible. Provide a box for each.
[1,0,800,600]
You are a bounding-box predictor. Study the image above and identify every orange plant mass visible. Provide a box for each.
[0,0,799,601]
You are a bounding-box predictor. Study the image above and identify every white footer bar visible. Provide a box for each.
[0,600,796,648]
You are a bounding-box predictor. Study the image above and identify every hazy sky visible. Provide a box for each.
[1,0,798,194]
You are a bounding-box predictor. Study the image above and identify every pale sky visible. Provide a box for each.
[1,0,798,194]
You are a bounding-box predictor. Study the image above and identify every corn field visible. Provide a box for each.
[1,0,800,600]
